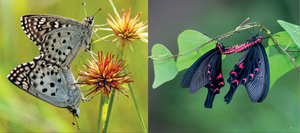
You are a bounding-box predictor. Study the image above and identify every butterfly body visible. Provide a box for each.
[21,14,94,69]
[7,56,82,117]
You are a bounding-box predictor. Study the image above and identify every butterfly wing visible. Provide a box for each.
[181,48,224,108]
[245,43,269,102]
[225,43,269,104]
[21,14,93,68]
[180,49,216,88]
[203,51,224,108]
[7,56,81,116]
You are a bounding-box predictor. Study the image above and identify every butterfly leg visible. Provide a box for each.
[92,30,113,42]
[94,23,107,28]
[93,23,108,34]
[86,49,99,63]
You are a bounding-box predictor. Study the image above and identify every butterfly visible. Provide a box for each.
[7,55,82,117]
[20,6,101,69]
[224,36,270,104]
[181,44,225,108]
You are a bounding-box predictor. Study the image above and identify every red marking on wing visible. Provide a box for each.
[249,73,253,78]
[243,78,247,83]
[216,73,222,79]
[231,71,237,76]
[219,82,224,86]
[233,80,239,85]
[214,88,219,92]
[208,70,211,74]
[255,68,258,71]
[239,63,244,69]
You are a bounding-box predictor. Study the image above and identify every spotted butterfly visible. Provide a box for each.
[20,10,99,69]
[7,56,82,117]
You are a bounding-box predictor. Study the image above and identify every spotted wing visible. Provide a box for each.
[224,43,269,104]
[21,14,93,68]
[7,56,81,112]
[181,48,224,108]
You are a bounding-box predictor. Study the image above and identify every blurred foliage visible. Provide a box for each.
[0,0,147,132]
[149,0,299,132]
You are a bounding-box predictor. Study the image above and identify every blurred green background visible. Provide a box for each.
[149,0,299,132]
[0,0,147,132]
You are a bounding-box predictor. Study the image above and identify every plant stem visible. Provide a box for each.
[126,78,147,133]
[149,19,260,61]
[97,94,105,133]
[102,50,124,133]
[102,1,148,132]
[103,89,115,133]
[108,0,121,20]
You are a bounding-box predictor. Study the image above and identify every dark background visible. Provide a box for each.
[149,0,299,132]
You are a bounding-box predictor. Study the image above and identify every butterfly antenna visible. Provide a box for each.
[73,115,80,130]
[257,26,262,36]
[236,31,249,41]
[252,24,256,36]
[82,3,88,17]
[220,36,230,46]
[93,8,102,17]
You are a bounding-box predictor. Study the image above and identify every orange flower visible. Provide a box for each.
[107,8,148,52]
[77,51,133,100]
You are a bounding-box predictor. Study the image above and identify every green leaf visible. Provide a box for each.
[151,44,178,88]
[176,30,217,72]
[277,20,300,48]
[268,31,298,49]
[267,50,300,90]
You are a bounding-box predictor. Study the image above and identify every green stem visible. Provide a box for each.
[120,50,147,133]
[108,0,121,20]
[102,1,120,132]
[97,94,105,133]
[126,78,147,133]
[103,48,123,133]
[103,89,115,133]
[103,49,147,133]
[149,22,261,61]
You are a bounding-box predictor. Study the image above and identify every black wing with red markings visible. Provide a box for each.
[224,40,270,104]
[181,46,225,108]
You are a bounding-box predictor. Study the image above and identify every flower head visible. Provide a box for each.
[107,8,148,52]
[77,51,133,100]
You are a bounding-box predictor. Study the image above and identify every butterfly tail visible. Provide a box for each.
[224,86,237,104]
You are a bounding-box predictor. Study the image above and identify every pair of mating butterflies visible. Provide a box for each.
[181,35,269,108]
[7,12,97,118]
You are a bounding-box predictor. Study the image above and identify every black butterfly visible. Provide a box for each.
[224,36,270,104]
[181,45,224,108]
